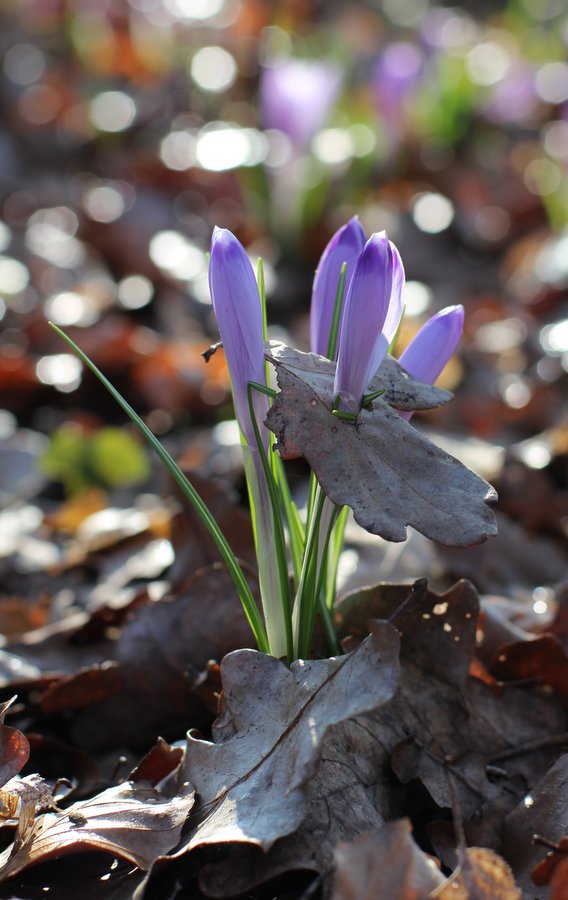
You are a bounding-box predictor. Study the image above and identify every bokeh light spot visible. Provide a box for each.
[312,128,354,165]
[164,0,225,20]
[196,125,267,171]
[541,319,568,354]
[36,354,82,392]
[403,281,432,316]
[0,257,30,295]
[524,158,562,196]
[118,275,154,310]
[535,62,568,104]
[0,222,11,253]
[89,91,136,133]
[191,46,237,92]
[542,120,568,160]
[160,131,196,170]
[44,291,99,328]
[4,43,45,85]
[466,41,511,86]
[149,231,206,280]
[412,193,455,233]
[499,374,531,409]
[26,208,85,269]
[83,184,125,222]
[383,0,428,27]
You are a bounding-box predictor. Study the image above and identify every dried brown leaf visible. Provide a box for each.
[492,635,568,709]
[0,779,195,882]
[380,662,565,839]
[0,773,60,849]
[265,343,497,547]
[166,644,564,899]
[332,820,445,899]
[434,847,521,899]
[266,342,453,415]
[71,567,254,751]
[0,699,30,789]
[503,754,568,896]
[532,836,568,889]
[182,621,400,853]
[335,579,480,690]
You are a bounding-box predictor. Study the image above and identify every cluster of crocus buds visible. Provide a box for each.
[210,217,465,441]
[309,216,463,406]
[208,218,465,659]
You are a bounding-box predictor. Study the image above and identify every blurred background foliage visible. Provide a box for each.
[0,0,567,500]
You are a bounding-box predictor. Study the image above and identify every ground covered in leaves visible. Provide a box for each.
[0,463,566,898]
[1,0,568,896]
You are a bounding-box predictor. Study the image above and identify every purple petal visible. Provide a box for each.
[209,227,269,448]
[259,60,342,149]
[310,217,366,358]
[398,304,464,385]
[372,42,425,131]
[334,232,405,412]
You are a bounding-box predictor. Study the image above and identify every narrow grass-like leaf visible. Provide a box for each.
[49,323,269,654]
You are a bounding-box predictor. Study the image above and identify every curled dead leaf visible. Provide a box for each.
[0,698,30,790]
[0,779,195,882]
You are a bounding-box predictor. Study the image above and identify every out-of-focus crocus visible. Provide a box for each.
[259,59,342,150]
[372,42,425,141]
[310,217,366,358]
[398,304,464,420]
[334,232,405,414]
[209,227,269,450]
[484,62,537,125]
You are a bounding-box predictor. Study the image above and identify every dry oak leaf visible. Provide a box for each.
[264,342,497,547]
[0,697,30,790]
[503,753,568,897]
[332,819,445,899]
[0,779,195,882]
[182,620,400,853]
[433,847,521,899]
[532,836,568,894]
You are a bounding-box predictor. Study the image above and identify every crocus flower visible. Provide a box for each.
[372,42,425,140]
[209,227,289,659]
[398,304,464,420]
[334,232,405,413]
[208,227,269,450]
[259,59,342,150]
[310,217,366,358]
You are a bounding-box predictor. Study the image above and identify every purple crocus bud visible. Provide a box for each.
[259,59,342,150]
[334,232,404,413]
[399,304,464,384]
[310,217,366,358]
[398,304,464,421]
[209,227,269,449]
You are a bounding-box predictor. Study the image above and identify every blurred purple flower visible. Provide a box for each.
[259,59,342,150]
[310,217,366,358]
[372,42,425,133]
[209,227,269,449]
[484,62,537,124]
[334,232,404,414]
[398,304,464,420]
